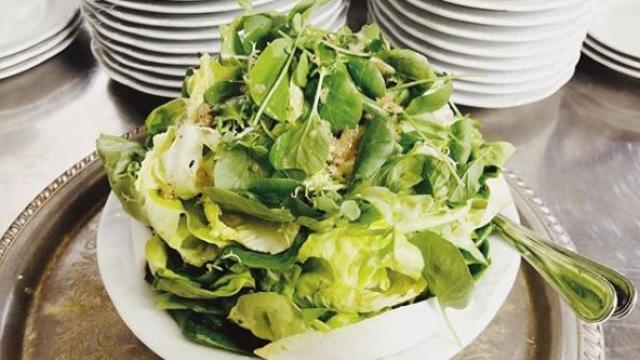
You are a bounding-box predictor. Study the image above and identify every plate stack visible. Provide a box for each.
[83,0,349,97]
[0,0,81,80]
[368,0,599,108]
[582,0,640,80]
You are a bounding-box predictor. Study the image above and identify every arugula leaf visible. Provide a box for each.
[170,310,267,354]
[449,142,514,204]
[293,52,310,87]
[269,112,332,175]
[319,67,363,132]
[346,55,386,98]
[248,178,301,207]
[248,38,294,121]
[405,80,453,115]
[220,17,246,57]
[351,117,395,182]
[409,230,474,309]
[242,14,273,53]
[217,233,305,271]
[204,81,244,105]
[204,187,295,222]
[377,48,435,82]
[156,293,227,315]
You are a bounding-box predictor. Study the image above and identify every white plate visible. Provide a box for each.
[439,0,579,12]
[0,26,79,80]
[584,37,640,70]
[403,0,593,27]
[0,0,79,57]
[588,0,640,59]
[86,0,345,51]
[0,14,81,69]
[379,0,593,43]
[89,2,347,66]
[94,31,201,66]
[97,176,521,360]
[581,45,640,80]
[95,45,184,88]
[102,0,276,14]
[105,47,189,77]
[87,0,292,28]
[375,0,592,59]
[91,41,180,97]
[374,16,582,86]
[85,10,222,54]
[372,3,586,72]
[452,67,575,108]
[84,3,222,41]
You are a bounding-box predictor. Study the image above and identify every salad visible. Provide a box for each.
[96,0,514,357]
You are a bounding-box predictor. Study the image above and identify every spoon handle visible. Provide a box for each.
[492,214,632,323]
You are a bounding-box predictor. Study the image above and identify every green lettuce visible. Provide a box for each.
[295,224,426,313]
[228,292,309,341]
[96,134,147,223]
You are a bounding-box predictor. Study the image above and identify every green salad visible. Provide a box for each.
[97,0,514,356]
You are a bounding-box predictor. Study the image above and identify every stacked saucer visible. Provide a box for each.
[582,0,640,79]
[368,0,599,108]
[0,0,81,80]
[83,0,349,97]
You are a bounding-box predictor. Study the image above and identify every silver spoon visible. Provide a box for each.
[493,214,637,323]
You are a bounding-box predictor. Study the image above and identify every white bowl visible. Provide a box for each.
[97,177,521,360]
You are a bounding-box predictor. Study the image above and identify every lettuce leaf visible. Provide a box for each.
[96,134,147,223]
[296,224,426,313]
[228,292,309,341]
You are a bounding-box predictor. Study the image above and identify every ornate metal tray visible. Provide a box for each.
[0,129,605,359]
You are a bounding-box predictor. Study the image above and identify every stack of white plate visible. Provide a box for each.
[582,0,640,80]
[368,0,599,108]
[83,0,349,97]
[0,0,81,80]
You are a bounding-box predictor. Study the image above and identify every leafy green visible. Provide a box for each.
[144,99,186,136]
[409,231,474,309]
[217,233,305,271]
[351,117,395,182]
[296,225,426,313]
[248,178,301,207]
[204,81,244,105]
[213,147,268,190]
[377,49,436,82]
[229,292,309,341]
[170,310,266,354]
[96,134,147,223]
[204,187,295,222]
[405,80,453,115]
[346,55,386,98]
[248,38,294,121]
[318,67,363,132]
[269,112,332,175]
[293,52,310,87]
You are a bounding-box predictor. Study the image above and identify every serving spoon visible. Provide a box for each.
[492,214,636,323]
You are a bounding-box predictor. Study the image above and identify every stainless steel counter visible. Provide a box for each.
[1,10,639,359]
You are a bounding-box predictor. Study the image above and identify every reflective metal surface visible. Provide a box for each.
[1,2,639,357]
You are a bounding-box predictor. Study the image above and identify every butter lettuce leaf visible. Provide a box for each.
[96,134,147,223]
[296,224,426,313]
[229,292,309,341]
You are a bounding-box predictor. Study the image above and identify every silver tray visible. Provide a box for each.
[0,128,605,359]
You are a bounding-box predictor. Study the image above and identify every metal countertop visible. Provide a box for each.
[1,7,639,359]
